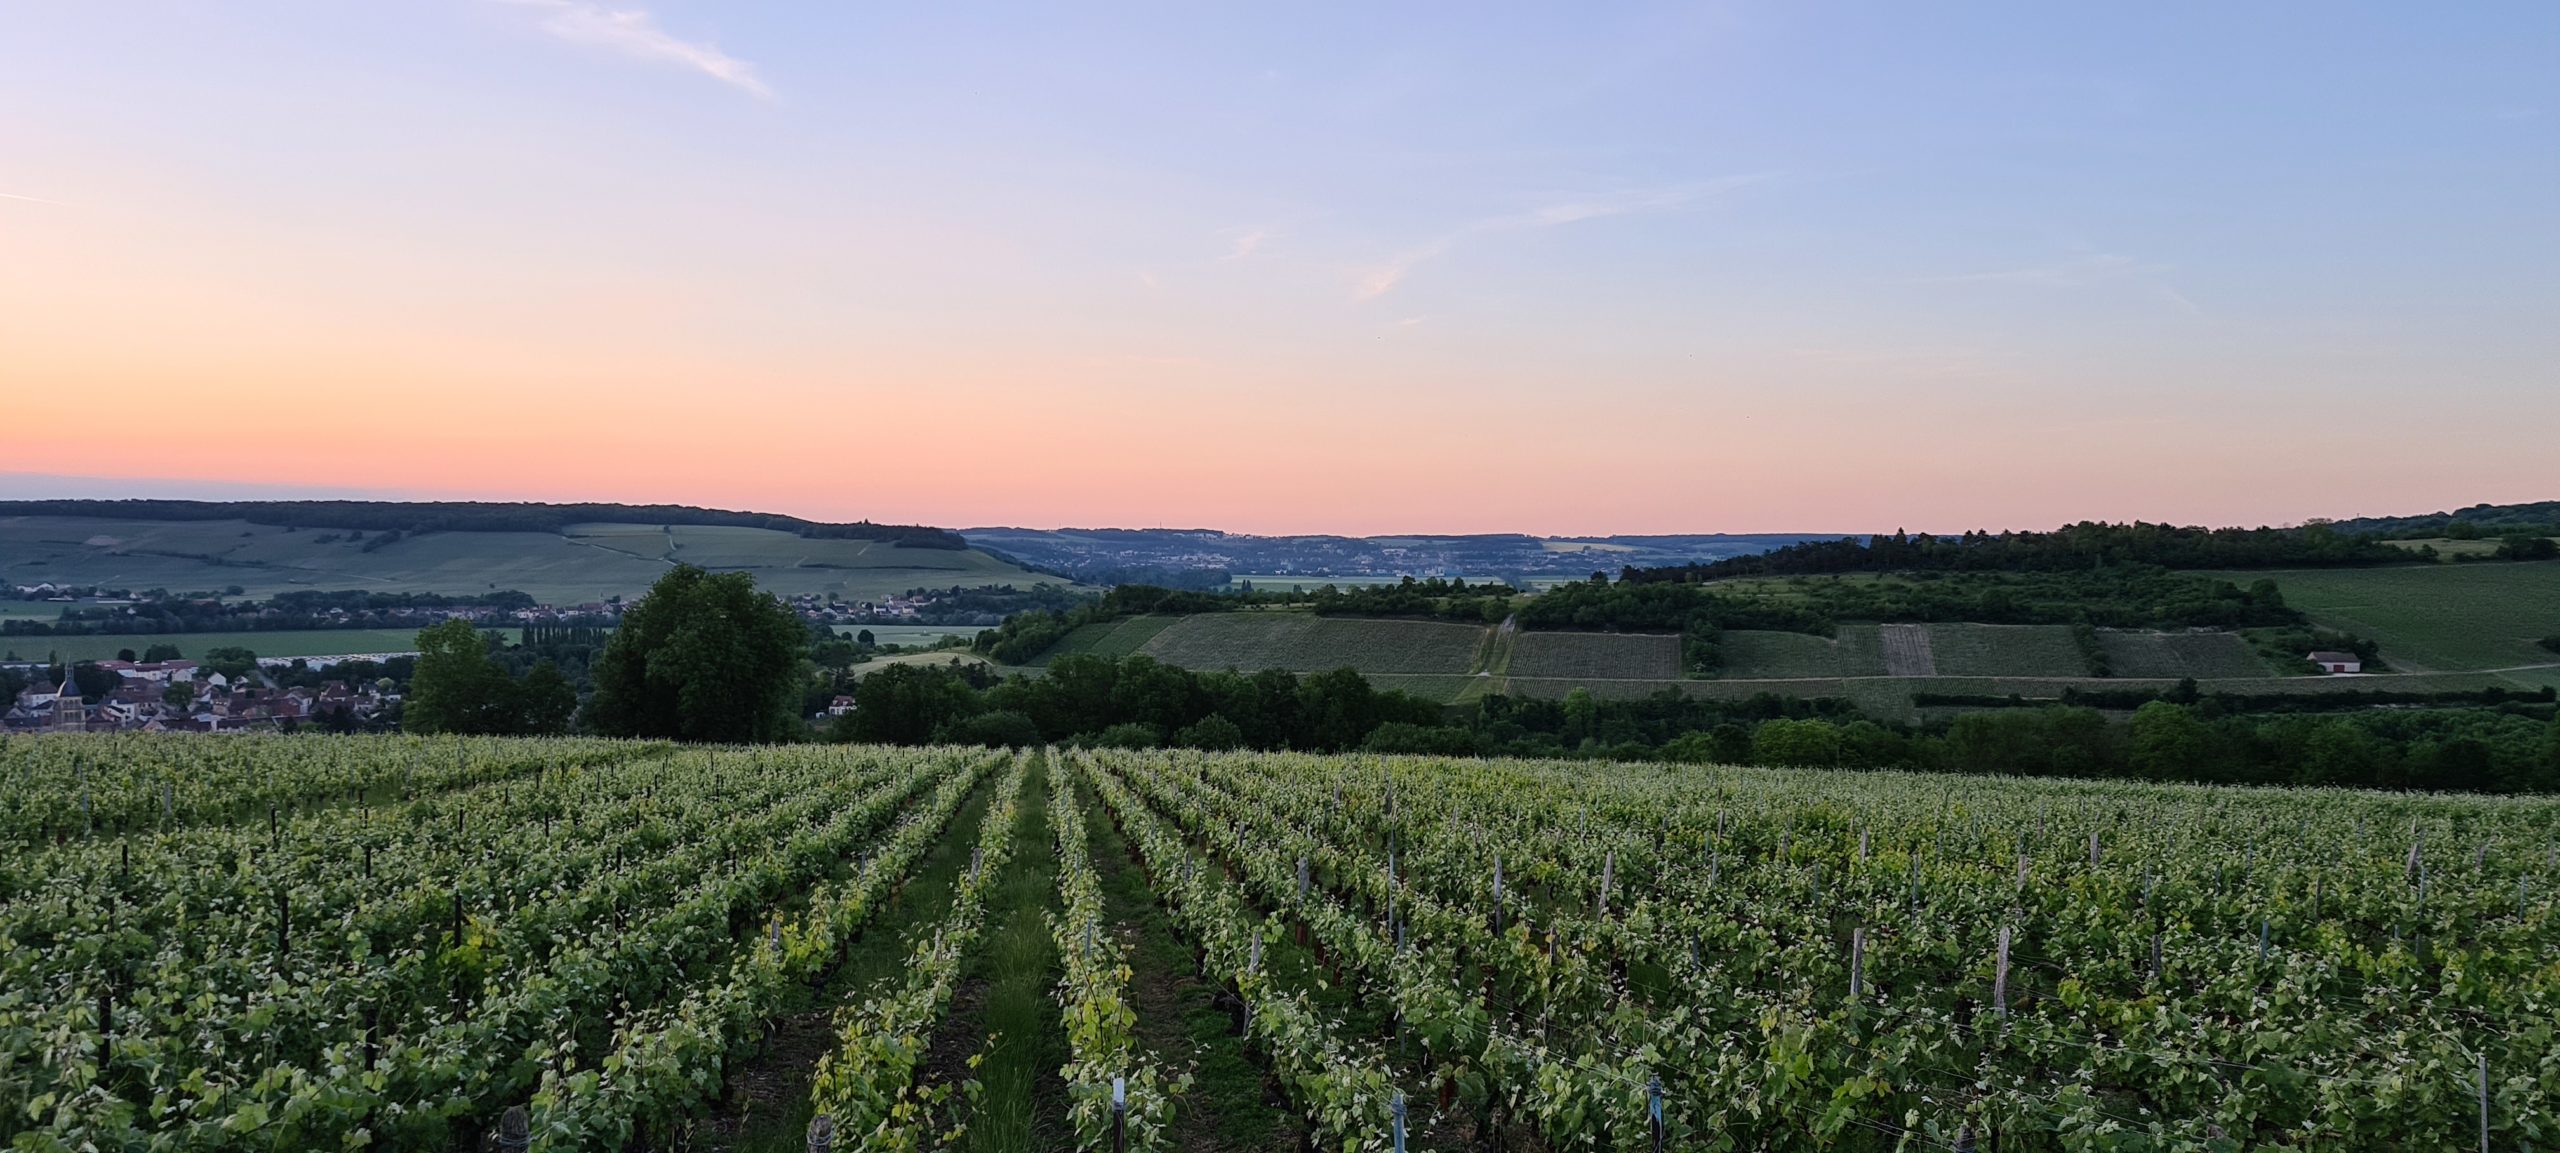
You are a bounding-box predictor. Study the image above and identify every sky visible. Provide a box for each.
[3,3,2554,535]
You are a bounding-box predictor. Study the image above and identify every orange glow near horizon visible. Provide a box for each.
[5,7,2553,537]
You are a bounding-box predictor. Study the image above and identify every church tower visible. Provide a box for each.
[52,677,84,733]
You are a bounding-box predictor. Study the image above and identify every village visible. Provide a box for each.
[1,655,402,734]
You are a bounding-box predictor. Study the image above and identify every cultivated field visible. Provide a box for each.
[1923,623,2089,677]
[2098,629,2273,679]
[1717,627,1888,677]
[0,516,1063,605]
[2202,560,2560,674]
[6,736,2550,1150]
[1035,614,1183,664]
[1137,612,1487,675]
[1504,630,1681,679]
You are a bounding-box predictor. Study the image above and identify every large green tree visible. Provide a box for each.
[406,619,575,735]
[587,566,808,743]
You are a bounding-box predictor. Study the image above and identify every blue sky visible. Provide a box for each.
[4,3,2553,532]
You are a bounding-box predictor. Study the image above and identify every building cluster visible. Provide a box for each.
[3,659,399,734]
[781,591,944,623]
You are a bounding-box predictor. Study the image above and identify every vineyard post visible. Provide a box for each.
[1993,927,2010,1017]
[2257,920,2269,965]
[1849,928,1865,1000]
[2149,933,2162,985]
[2477,1051,2489,1153]
[1649,1075,1664,1153]
[1391,1091,1408,1153]
[495,1106,529,1153]
[1298,855,1309,901]
[1112,1075,1128,1153]
[2088,831,2100,867]
[1599,849,1613,918]
[1859,830,1870,862]
[1492,852,1504,935]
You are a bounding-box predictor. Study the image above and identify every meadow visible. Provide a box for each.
[5,736,2549,1151]
[0,516,1061,605]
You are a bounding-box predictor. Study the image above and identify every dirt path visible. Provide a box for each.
[1081,779,1307,1153]
[689,774,1001,1153]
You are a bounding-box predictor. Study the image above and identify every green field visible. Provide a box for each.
[1136,612,1488,675]
[0,516,1065,605]
[2206,561,2560,674]
[1,627,510,664]
[1034,615,1181,665]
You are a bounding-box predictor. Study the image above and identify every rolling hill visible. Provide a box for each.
[0,507,1066,604]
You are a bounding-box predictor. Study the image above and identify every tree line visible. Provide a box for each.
[836,653,1445,752]
[0,499,966,549]
[1624,521,2417,582]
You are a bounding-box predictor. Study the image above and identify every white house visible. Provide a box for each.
[2307,650,2362,674]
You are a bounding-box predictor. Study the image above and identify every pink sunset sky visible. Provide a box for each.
[5,4,2552,536]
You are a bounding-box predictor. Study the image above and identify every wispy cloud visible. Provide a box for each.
[0,190,70,206]
[500,0,772,99]
[1350,172,1776,301]
[1224,228,1274,260]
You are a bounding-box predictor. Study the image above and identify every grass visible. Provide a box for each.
[0,515,1066,605]
[3,628,486,664]
[1136,613,1487,675]
[2200,560,2560,674]
[949,760,1070,1153]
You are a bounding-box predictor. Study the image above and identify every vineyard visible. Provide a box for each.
[4,735,2555,1150]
